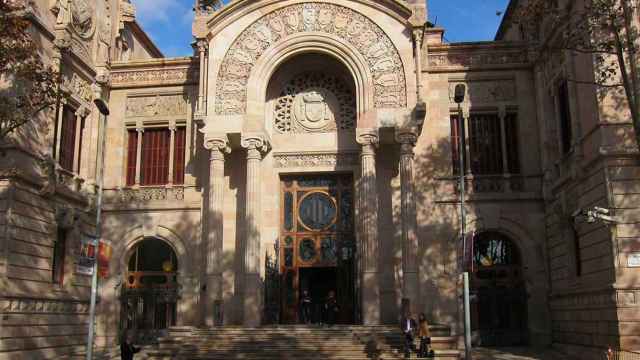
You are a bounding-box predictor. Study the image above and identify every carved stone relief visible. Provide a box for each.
[215,3,407,115]
[70,0,95,39]
[428,51,528,68]
[448,80,517,103]
[273,152,359,168]
[63,73,93,103]
[111,68,198,86]
[125,95,188,117]
[274,72,355,133]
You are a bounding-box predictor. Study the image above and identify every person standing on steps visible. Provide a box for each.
[300,290,312,324]
[120,331,141,360]
[417,313,433,358]
[400,310,417,358]
[324,290,339,326]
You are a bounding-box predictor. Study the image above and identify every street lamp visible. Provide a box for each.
[86,98,109,360]
[454,84,472,360]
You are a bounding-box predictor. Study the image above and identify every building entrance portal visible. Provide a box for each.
[279,174,356,324]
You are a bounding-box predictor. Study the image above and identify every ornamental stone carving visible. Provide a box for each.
[274,152,359,168]
[70,0,95,39]
[448,80,517,103]
[215,3,407,115]
[111,68,198,86]
[63,73,93,103]
[428,51,528,68]
[275,72,355,133]
[126,95,188,118]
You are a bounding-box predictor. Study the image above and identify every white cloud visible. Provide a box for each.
[132,0,190,24]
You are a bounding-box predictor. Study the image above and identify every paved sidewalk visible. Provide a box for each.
[472,347,565,360]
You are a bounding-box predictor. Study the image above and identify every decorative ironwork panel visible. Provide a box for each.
[299,238,317,262]
[298,192,337,231]
[284,191,294,231]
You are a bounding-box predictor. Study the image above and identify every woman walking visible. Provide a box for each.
[417,313,433,358]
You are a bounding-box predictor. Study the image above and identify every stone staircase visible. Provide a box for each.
[144,325,461,359]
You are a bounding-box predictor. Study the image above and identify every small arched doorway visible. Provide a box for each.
[120,237,179,343]
[471,231,527,346]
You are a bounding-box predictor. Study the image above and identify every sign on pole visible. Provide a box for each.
[457,231,475,273]
[97,240,113,278]
[77,235,97,276]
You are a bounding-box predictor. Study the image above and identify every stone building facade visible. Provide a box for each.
[0,0,638,359]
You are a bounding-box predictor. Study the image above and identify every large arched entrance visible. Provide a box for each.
[265,53,358,324]
[120,237,179,342]
[471,231,528,346]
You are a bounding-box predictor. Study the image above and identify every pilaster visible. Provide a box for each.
[356,128,380,325]
[202,134,230,326]
[240,133,270,326]
[395,129,419,315]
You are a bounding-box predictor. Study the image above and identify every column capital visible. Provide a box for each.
[195,38,209,53]
[356,128,379,147]
[204,135,231,160]
[395,129,418,146]
[241,133,270,156]
[412,27,424,48]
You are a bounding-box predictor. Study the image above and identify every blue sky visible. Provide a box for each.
[132,0,511,57]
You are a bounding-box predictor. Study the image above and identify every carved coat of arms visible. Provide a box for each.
[292,88,336,132]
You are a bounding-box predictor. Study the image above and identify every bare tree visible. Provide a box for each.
[0,0,59,143]
[515,0,640,146]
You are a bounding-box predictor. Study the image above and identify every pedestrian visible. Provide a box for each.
[417,313,433,358]
[400,310,417,358]
[324,290,339,326]
[120,331,140,360]
[300,290,312,324]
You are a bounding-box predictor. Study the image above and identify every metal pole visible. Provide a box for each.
[463,272,472,360]
[86,100,108,360]
[458,104,472,360]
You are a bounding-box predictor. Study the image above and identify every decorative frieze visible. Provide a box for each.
[273,152,359,168]
[63,73,94,103]
[1,297,90,314]
[215,2,407,115]
[125,94,189,118]
[428,50,528,69]
[116,187,185,203]
[111,68,198,87]
[448,80,517,103]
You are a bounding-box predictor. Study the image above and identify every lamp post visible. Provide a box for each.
[86,98,109,360]
[454,84,472,360]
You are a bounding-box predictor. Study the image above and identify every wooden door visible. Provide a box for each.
[280,174,355,324]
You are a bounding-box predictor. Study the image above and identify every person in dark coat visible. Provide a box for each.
[121,331,140,360]
[300,290,312,324]
[324,290,339,326]
[400,311,417,358]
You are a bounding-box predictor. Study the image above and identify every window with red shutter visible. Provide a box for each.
[450,115,461,175]
[75,118,85,174]
[141,128,171,185]
[504,113,520,174]
[126,130,138,186]
[469,113,503,175]
[173,127,186,185]
[52,228,66,285]
[59,106,77,172]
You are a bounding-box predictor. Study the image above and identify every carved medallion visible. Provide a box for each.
[71,0,95,39]
[215,2,406,115]
[274,72,355,133]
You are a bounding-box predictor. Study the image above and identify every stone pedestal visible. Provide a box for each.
[241,134,269,326]
[357,129,380,325]
[203,136,229,326]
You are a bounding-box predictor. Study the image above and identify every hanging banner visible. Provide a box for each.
[97,240,113,278]
[76,235,97,276]
[457,231,475,273]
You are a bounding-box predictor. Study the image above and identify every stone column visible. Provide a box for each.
[241,134,269,326]
[168,121,177,185]
[356,129,380,325]
[202,136,229,326]
[396,130,419,314]
[195,39,208,115]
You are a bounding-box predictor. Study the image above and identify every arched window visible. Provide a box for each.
[473,231,520,267]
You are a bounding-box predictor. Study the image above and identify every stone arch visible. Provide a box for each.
[214,2,407,117]
[118,225,190,277]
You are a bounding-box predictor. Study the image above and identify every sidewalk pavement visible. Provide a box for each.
[472,347,567,360]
